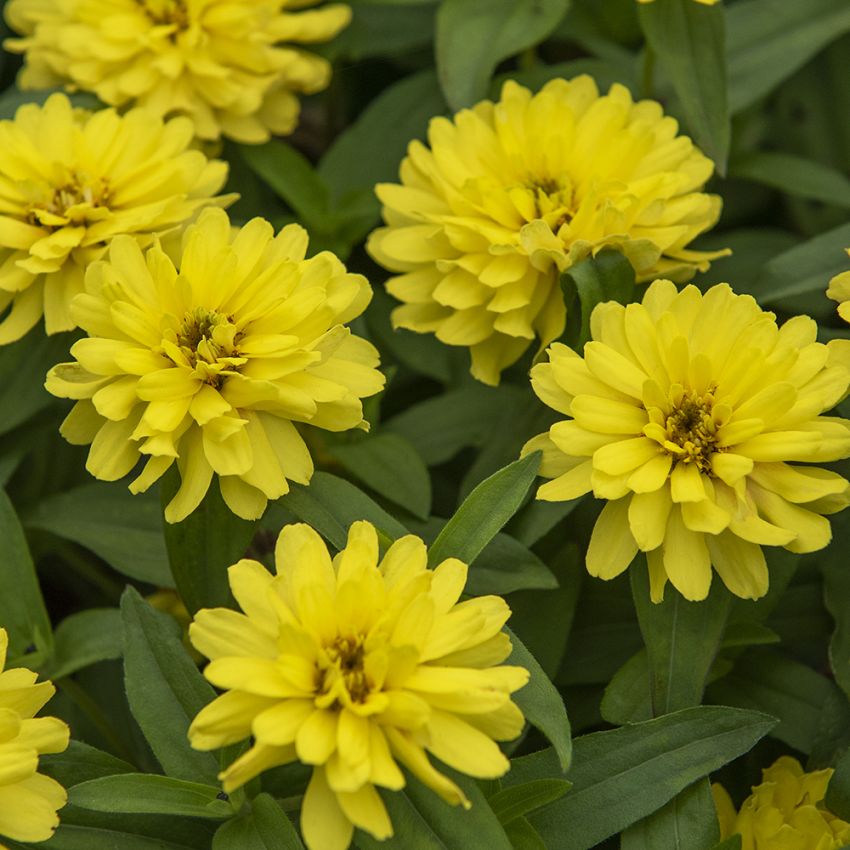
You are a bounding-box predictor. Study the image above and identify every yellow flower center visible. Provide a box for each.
[168,307,244,386]
[320,635,371,705]
[664,388,719,472]
[139,0,190,29]
[524,174,575,230]
[26,170,111,228]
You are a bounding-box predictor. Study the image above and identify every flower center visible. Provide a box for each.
[167,307,244,386]
[524,174,575,230]
[26,171,111,228]
[321,636,370,704]
[664,388,718,472]
[139,0,190,29]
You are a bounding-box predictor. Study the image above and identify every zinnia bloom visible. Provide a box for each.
[0,93,229,344]
[523,279,850,602]
[45,207,384,523]
[4,0,351,143]
[712,756,850,850]
[827,250,850,324]
[0,628,70,847]
[367,76,725,385]
[188,520,529,850]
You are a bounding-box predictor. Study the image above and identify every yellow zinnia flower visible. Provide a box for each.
[523,279,850,602]
[4,0,351,143]
[0,92,229,345]
[712,756,850,850]
[45,207,384,523]
[0,628,70,848]
[827,250,850,324]
[367,76,725,385]
[188,520,529,850]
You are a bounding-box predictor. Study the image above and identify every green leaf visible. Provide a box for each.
[488,780,572,826]
[822,542,850,698]
[707,649,839,754]
[428,452,541,567]
[384,385,527,466]
[465,532,557,597]
[600,649,652,725]
[560,248,636,350]
[213,793,305,849]
[638,0,729,170]
[726,0,850,114]
[825,745,850,821]
[276,471,409,550]
[502,817,547,850]
[329,433,432,519]
[505,706,776,849]
[326,2,436,62]
[730,152,850,208]
[620,779,720,850]
[160,467,256,613]
[507,627,571,772]
[0,488,51,658]
[0,328,72,438]
[435,0,571,110]
[238,140,329,229]
[711,838,742,850]
[70,774,234,820]
[45,609,123,680]
[508,498,582,548]
[41,740,134,788]
[631,562,731,715]
[36,825,201,850]
[356,770,512,850]
[319,70,445,205]
[120,587,219,784]
[25,483,172,587]
[750,220,850,304]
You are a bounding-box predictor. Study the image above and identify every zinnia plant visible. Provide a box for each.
[188,520,528,850]
[45,207,384,522]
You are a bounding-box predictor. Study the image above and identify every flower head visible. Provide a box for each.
[0,628,70,848]
[45,207,384,523]
[367,76,725,385]
[523,279,850,602]
[188,520,529,850]
[713,756,850,850]
[0,93,229,344]
[5,0,351,143]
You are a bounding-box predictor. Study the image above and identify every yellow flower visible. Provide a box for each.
[523,279,850,602]
[45,207,384,523]
[0,628,70,848]
[827,250,850,324]
[367,76,725,385]
[0,92,229,345]
[4,0,351,143]
[712,756,850,850]
[188,520,529,850]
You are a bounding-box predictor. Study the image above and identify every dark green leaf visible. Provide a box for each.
[428,453,541,567]
[161,468,256,613]
[45,609,123,680]
[326,2,436,61]
[25,483,172,587]
[435,0,571,110]
[631,562,731,715]
[120,587,219,783]
[822,545,850,698]
[508,498,582,548]
[707,649,838,754]
[319,70,445,204]
[505,706,776,849]
[41,740,134,788]
[600,649,652,725]
[213,793,305,850]
[0,488,51,658]
[238,141,329,228]
[825,745,850,821]
[502,817,547,850]
[507,627,571,772]
[277,471,409,550]
[329,433,431,519]
[726,0,850,114]
[488,780,571,826]
[70,774,234,819]
[465,532,557,597]
[36,825,200,850]
[638,0,728,170]
[730,152,850,208]
[620,779,720,850]
[560,248,636,350]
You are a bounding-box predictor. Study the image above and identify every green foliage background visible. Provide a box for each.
[2,0,850,847]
